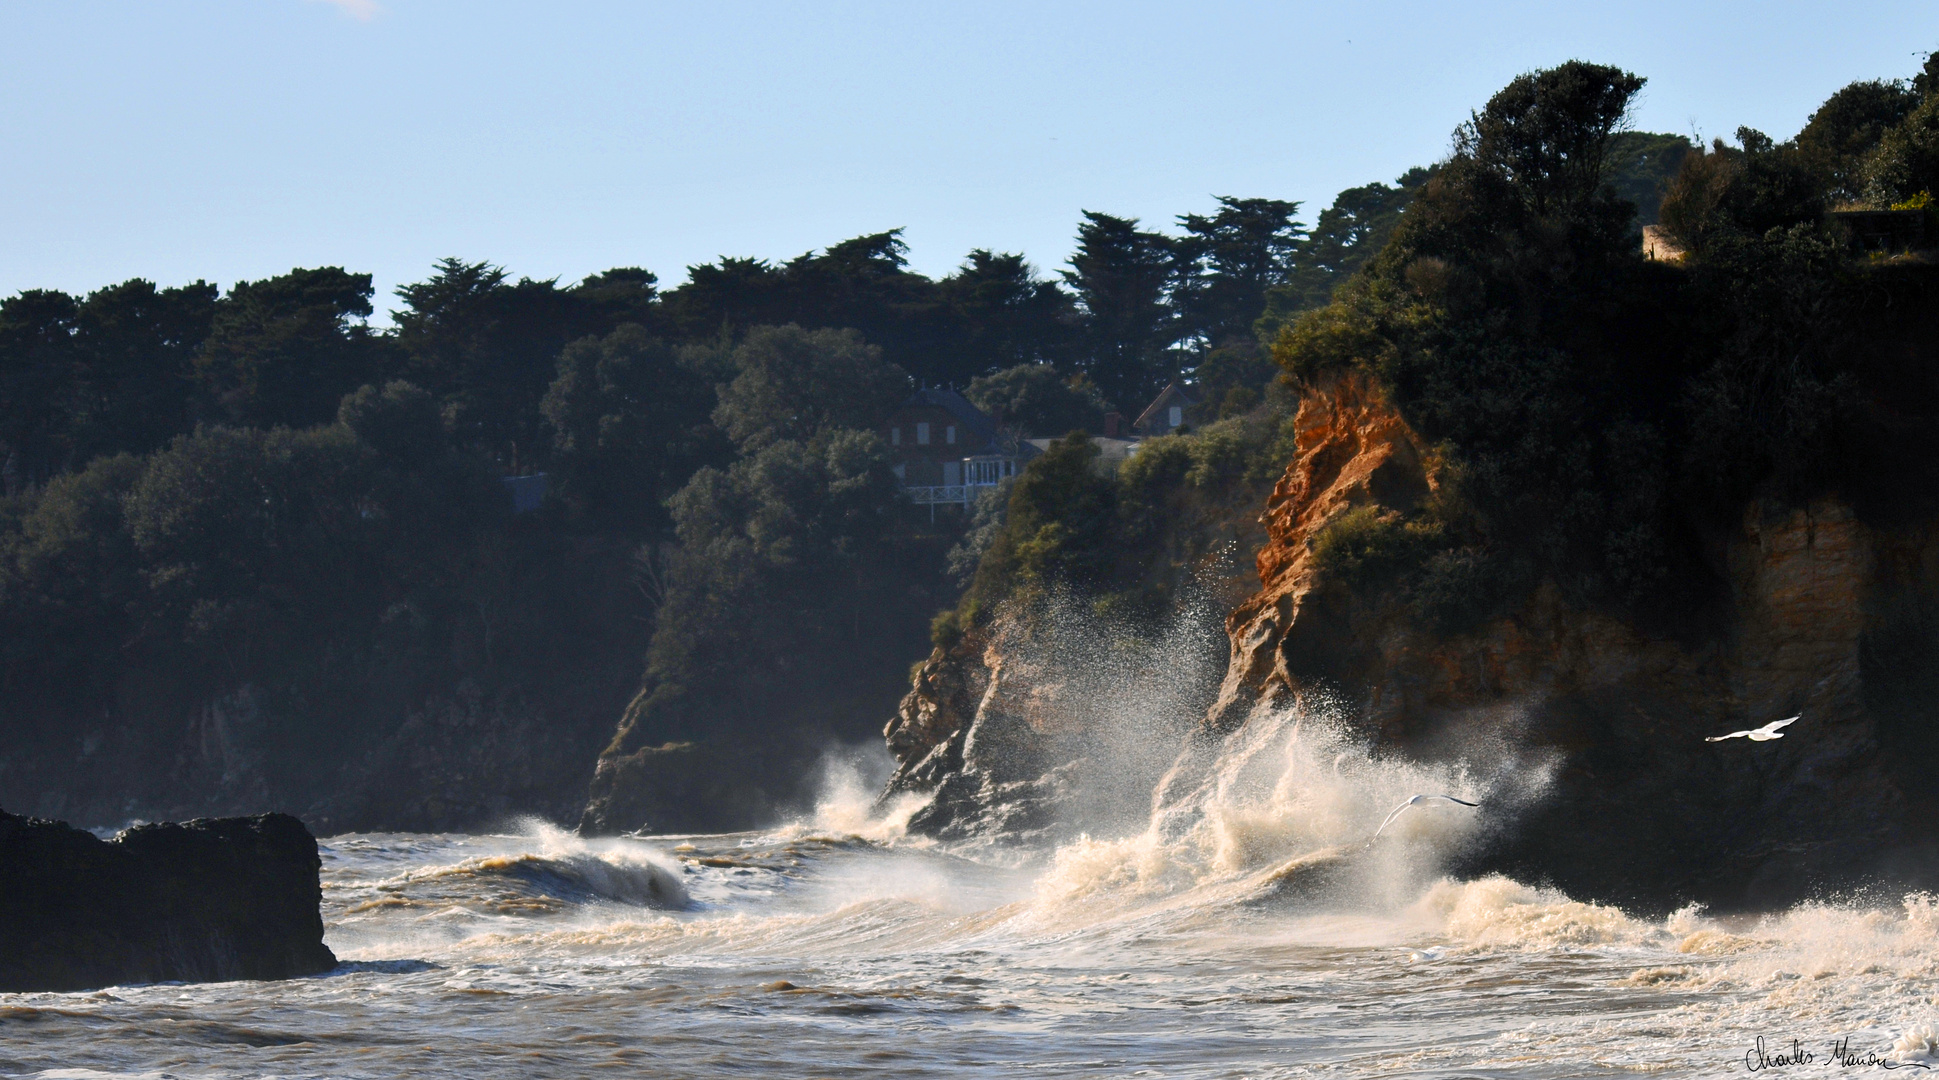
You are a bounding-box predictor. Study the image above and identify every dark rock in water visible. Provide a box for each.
[0,810,337,992]
[579,737,749,836]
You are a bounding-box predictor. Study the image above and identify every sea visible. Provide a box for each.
[4,708,1938,1079]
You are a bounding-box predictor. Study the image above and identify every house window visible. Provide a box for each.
[916,422,930,445]
[1168,405,1182,428]
[891,427,901,446]
[946,425,956,445]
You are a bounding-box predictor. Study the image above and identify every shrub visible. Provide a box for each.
[930,606,967,650]
[1408,547,1506,634]
[1311,505,1445,594]
[1864,94,1939,206]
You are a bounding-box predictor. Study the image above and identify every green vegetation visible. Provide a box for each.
[1271,54,1939,633]
[0,187,1412,826]
[1311,506,1445,593]
[946,52,1939,652]
[10,48,1931,827]
[942,402,1302,638]
[964,364,1108,435]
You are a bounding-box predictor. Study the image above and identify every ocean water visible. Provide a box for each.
[6,718,1939,1079]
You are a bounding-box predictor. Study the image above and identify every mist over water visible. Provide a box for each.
[7,602,1939,1077]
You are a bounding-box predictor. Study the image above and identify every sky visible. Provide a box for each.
[3,1,1935,323]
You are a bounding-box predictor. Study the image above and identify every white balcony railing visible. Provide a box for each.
[902,480,1007,506]
[903,484,970,506]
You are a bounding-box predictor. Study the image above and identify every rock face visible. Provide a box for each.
[579,689,801,836]
[883,617,1081,846]
[1205,370,1934,907]
[0,811,337,992]
[578,733,734,837]
[887,370,1939,909]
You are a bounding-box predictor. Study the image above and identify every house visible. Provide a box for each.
[884,387,999,485]
[883,388,1037,508]
[1131,381,1202,437]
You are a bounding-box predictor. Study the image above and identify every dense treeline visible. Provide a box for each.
[0,200,1419,499]
[1,179,1482,827]
[0,34,1748,827]
[952,51,1939,666]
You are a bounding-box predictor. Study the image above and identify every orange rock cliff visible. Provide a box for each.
[885,369,1939,909]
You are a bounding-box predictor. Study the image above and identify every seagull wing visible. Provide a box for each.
[1373,802,1414,838]
[1760,715,1799,734]
[1373,795,1480,838]
[1705,730,1752,742]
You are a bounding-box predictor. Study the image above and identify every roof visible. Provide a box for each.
[1132,381,1202,431]
[1026,436,1137,468]
[893,387,1001,449]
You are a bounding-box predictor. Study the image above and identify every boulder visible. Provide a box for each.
[0,810,337,992]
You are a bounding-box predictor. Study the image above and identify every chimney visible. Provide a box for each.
[1103,412,1125,439]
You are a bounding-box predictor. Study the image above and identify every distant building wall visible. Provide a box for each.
[502,473,548,513]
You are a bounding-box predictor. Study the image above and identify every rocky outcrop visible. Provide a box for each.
[1203,370,1929,908]
[579,735,739,837]
[883,587,1240,848]
[1206,368,1435,731]
[578,689,801,836]
[887,369,1939,909]
[883,617,1079,845]
[0,811,337,992]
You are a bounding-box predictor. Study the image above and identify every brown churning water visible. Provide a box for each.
[5,719,1939,1078]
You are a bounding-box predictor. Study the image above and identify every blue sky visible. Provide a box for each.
[3,1,1934,322]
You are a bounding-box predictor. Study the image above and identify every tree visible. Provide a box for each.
[964,363,1106,437]
[710,325,908,452]
[0,290,83,491]
[1173,197,1304,353]
[1914,49,1939,100]
[337,380,447,466]
[1277,61,1693,615]
[69,279,218,461]
[613,428,945,756]
[1602,132,1694,225]
[1795,80,1918,200]
[540,323,724,530]
[1661,130,1825,252]
[1062,212,1178,410]
[194,267,380,429]
[962,432,1118,608]
[659,231,947,384]
[933,250,1078,383]
[1864,93,1939,206]
[572,267,662,332]
[659,257,787,342]
[393,258,606,470]
[1258,170,1432,335]
[2,279,223,493]
[1457,60,1647,219]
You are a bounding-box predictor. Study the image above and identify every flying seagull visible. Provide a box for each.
[1705,715,1798,743]
[1373,794,1480,838]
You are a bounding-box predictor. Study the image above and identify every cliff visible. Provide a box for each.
[0,810,337,992]
[1207,369,1933,907]
[886,371,1939,909]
